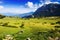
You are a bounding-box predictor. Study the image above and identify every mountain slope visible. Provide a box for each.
[33,3,60,18]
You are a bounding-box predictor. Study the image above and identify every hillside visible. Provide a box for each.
[0,17,60,40]
[0,14,6,19]
[32,3,60,18]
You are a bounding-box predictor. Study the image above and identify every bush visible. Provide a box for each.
[55,26,60,28]
[51,23,55,25]
[0,14,5,19]
[1,23,17,28]
[56,21,60,24]
[42,22,47,25]
[20,23,24,28]
[7,25,17,28]
[2,23,8,26]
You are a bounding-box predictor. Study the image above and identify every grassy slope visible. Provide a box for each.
[0,17,60,40]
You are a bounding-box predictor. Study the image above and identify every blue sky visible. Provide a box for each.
[0,0,60,14]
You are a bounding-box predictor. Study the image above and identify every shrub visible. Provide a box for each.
[51,23,55,25]
[7,25,17,28]
[16,30,24,34]
[0,14,5,19]
[20,23,24,28]
[55,26,60,28]
[42,22,47,25]
[56,21,60,24]
[2,23,8,26]
[1,23,17,28]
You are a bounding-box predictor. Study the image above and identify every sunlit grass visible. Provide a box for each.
[0,17,60,40]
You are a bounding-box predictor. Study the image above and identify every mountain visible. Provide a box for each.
[33,3,60,18]
[16,12,34,18]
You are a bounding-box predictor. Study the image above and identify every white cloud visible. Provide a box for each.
[38,0,60,8]
[44,0,51,4]
[25,1,39,12]
[40,0,51,4]
[0,6,4,9]
[0,6,36,14]
[44,0,60,4]
[26,2,39,8]
[26,2,34,8]
[40,0,60,4]
[51,2,60,4]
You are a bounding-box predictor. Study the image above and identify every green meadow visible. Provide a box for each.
[0,17,60,40]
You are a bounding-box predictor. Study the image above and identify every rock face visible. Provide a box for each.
[33,3,60,18]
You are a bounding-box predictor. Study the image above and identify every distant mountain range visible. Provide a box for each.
[0,12,34,18]
[16,12,34,18]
